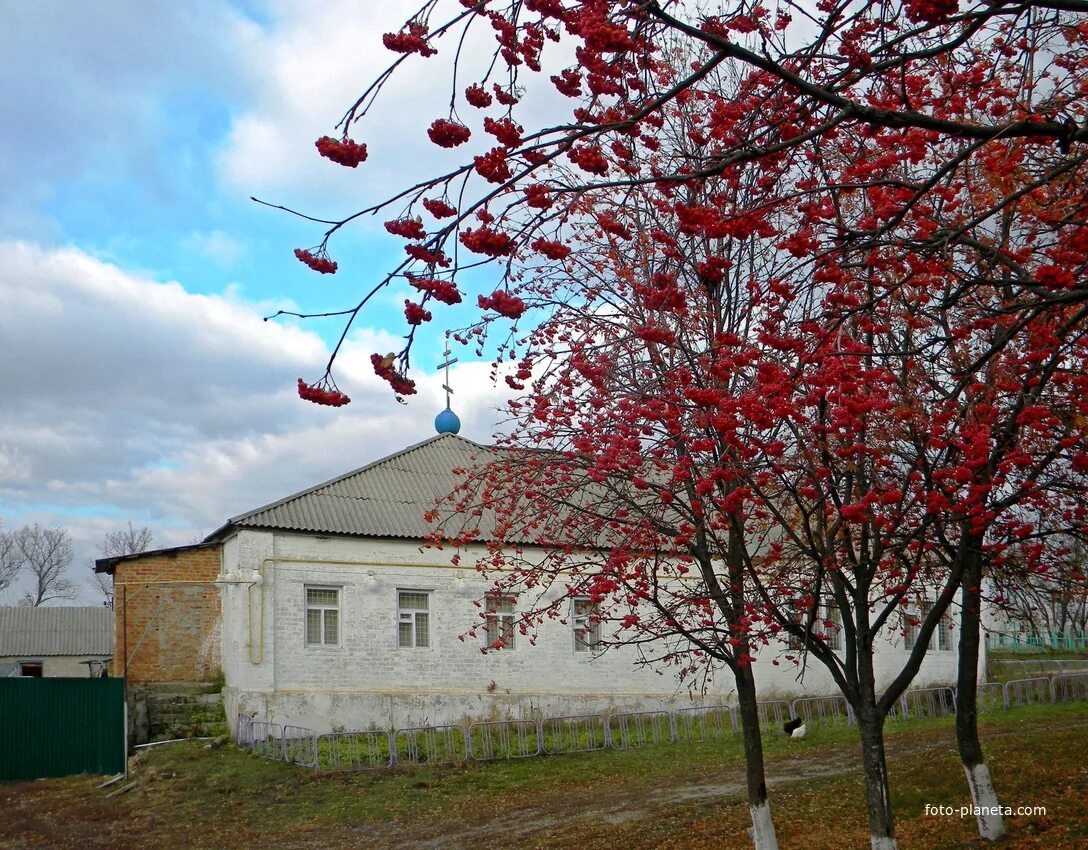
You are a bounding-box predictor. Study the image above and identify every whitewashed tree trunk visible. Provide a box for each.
[870,835,898,850]
[748,801,780,850]
[964,762,1006,840]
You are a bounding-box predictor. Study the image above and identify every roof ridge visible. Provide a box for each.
[206,433,492,541]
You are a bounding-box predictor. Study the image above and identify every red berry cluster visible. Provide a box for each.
[315,136,368,168]
[483,117,523,147]
[474,147,512,183]
[405,244,451,267]
[632,323,675,346]
[492,84,519,106]
[568,144,609,175]
[904,0,958,23]
[297,378,350,407]
[422,197,457,218]
[1036,265,1076,290]
[428,119,471,148]
[384,218,427,239]
[465,83,493,108]
[551,68,582,98]
[294,248,338,274]
[460,226,514,256]
[530,237,570,260]
[371,353,417,396]
[524,184,553,209]
[408,274,462,304]
[382,22,437,57]
[404,300,432,325]
[478,289,527,319]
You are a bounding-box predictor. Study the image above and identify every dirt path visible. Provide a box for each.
[346,719,1088,850]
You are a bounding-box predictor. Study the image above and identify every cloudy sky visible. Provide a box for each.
[0,0,517,603]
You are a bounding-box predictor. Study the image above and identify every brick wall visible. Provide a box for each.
[113,546,222,683]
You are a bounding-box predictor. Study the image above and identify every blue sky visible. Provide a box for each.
[0,0,513,602]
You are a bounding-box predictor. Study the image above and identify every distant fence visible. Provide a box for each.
[234,672,1088,773]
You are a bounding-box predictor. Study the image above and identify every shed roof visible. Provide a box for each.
[0,606,114,657]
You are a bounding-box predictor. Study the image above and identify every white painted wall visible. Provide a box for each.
[220,529,965,732]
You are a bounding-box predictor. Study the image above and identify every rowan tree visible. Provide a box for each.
[267,2,1088,848]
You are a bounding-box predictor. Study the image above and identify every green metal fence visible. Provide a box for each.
[0,677,126,782]
[987,632,1088,653]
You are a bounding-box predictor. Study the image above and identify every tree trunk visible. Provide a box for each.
[957,549,1005,840]
[857,706,897,850]
[734,662,779,850]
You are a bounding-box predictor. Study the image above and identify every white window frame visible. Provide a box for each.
[572,597,600,653]
[484,594,516,650]
[823,605,843,652]
[397,589,431,649]
[305,585,340,647]
[937,610,954,651]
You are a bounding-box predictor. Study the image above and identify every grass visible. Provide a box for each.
[1,703,1086,849]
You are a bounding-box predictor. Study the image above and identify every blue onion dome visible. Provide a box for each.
[435,407,461,434]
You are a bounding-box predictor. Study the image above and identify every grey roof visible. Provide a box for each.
[0,607,114,657]
[210,434,499,541]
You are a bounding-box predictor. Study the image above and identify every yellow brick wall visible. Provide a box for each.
[112,546,222,682]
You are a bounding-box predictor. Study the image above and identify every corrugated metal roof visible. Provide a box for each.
[0,607,114,657]
[220,434,501,540]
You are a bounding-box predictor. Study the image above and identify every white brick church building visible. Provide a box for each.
[209,433,963,733]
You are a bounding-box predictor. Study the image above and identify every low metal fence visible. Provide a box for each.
[282,725,319,768]
[316,730,393,771]
[674,705,736,742]
[235,669,1088,774]
[251,721,284,760]
[899,687,956,720]
[394,724,469,766]
[792,695,853,726]
[1052,671,1088,703]
[543,714,608,754]
[1003,677,1052,709]
[757,700,793,730]
[608,710,674,749]
[469,719,541,760]
[977,682,1006,713]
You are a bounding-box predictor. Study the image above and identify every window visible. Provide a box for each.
[305,587,339,646]
[904,607,921,651]
[573,597,600,652]
[787,600,807,651]
[823,606,843,652]
[398,590,430,648]
[485,595,516,649]
[938,612,954,651]
[19,661,43,677]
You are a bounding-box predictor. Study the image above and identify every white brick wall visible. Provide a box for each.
[220,529,970,731]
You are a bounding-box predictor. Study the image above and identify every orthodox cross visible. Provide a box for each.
[437,338,458,409]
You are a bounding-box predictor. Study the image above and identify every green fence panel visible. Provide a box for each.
[0,677,125,781]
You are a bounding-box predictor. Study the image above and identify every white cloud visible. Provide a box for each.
[183,230,247,268]
[0,240,512,603]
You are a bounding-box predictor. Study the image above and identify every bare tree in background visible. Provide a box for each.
[90,523,153,609]
[16,524,75,607]
[0,521,20,600]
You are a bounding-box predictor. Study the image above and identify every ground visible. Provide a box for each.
[1,704,1085,849]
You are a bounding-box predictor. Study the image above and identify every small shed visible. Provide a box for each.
[0,607,114,677]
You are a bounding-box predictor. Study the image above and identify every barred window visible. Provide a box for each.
[305,587,339,646]
[573,597,600,652]
[823,605,843,652]
[485,595,516,650]
[398,590,430,648]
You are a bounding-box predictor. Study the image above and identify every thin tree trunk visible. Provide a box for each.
[856,706,897,850]
[735,662,779,850]
[957,547,1005,840]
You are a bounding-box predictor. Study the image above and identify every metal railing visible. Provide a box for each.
[234,669,1087,773]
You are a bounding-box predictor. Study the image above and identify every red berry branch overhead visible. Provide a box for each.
[257,0,1088,406]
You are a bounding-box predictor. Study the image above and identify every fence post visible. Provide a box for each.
[535,719,545,755]
[387,730,398,769]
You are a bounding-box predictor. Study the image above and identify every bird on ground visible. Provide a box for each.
[783,717,806,739]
